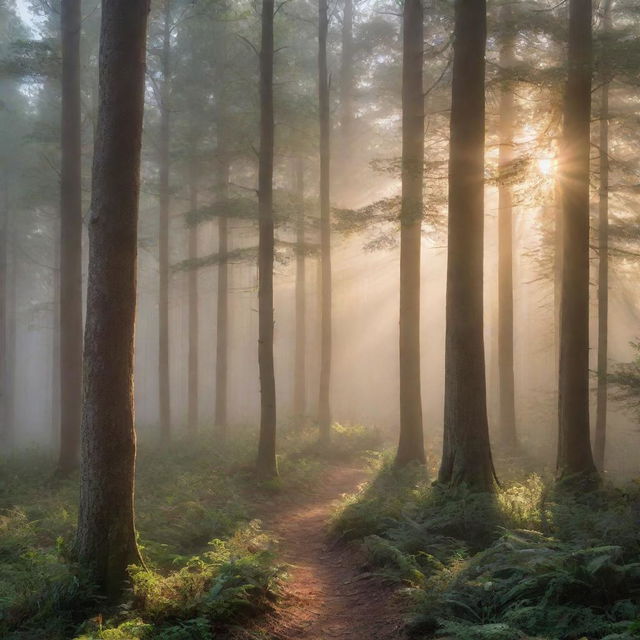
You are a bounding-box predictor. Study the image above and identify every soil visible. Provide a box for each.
[247,465,407,640]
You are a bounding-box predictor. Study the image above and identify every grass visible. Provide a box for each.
[332,458,640,640]
[0,422,383,640]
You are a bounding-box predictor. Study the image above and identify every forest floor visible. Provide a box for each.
[246,465,406,640]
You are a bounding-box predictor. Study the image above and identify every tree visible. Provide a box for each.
[318,0,332,445]
[293,158,306,421]
[256,0,277,478]
[439,0,495,491]
[556,0,598,481]
[595,0,613,471]
[187,144,199,431]
[57,0,83,473]
[395,0,425,467]
[158,0,172,442]
[75,0,149,599]
[497,1,518,450]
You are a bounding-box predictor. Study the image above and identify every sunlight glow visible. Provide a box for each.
[538,157,556,177]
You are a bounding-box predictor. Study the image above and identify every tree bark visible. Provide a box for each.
[256,0,277,477]
[338,0,354,202]
[556,0,598,481]
[439,0,495,491]
[187,152,199,432]
[497,2,517,450]
[158,0,172,441]
[318,0,332,445]
[51,218,61,448]
[595,0,612,472]
[396,0,425,467]
[58,0,83,473]
[293,158,306,421]
[75,0,149,600]
[0,173,8,450]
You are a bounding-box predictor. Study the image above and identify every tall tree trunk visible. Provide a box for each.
[497,3,517,450]
[318,0,332,445]
[556,0,598,481]
[0,173,8,450]
[75,0,149,600]
[595,0,612,472]
[158,0,171,441]
[396,0,425,466]
[293,158,306,421]
[58,0,83,473]
[214,156,229,438]
[187,152,199,432]
[439,0,495,491]
[51,218,61,448]
[338,0,354,202]
[256,0,277,478]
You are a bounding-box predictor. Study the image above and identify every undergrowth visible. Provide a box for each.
[333,459,640,640]
[0,422,381,639]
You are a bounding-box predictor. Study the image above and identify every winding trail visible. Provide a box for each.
[250,465,406,640]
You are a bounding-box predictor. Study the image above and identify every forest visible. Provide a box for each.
[1,0,640,638]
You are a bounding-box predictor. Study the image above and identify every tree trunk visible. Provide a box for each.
[318,0,332,445]
[187,152,199,432]
[0,173,8,450]
[75,0,149,600]
[256,0,277,478]
[497,3,517,450]
[439,0,495,491]
[58,0,83,473]
[214,156,229,439]
[556,0,598,482]
[293,158,306,421]
[595,0,612,472]
[52,218,61,448]
[338,0,354,201]
[158,0,171,441]
[396,0,425,467]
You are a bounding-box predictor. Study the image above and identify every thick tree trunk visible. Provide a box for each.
[595,0,612,472]
[293,158,306,421]
[187,153,199,432]
[58,0,83,473]
[0,173,8,450]
[214,156,229,438]
[75,0,149,600]
[556,0,598,481]
[318,0,332,445]
[158,0,171,441]
[497,3,517,450]
[396,0,425,466]
[256,0,277,478]
[439,0,495,491]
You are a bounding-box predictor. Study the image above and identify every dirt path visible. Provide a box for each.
[250,466,406,640]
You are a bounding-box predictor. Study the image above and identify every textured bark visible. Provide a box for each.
[396,0,425,467]
[595,0,612,472]
[497,3,517,450]
[293,159,306,421]
[318,0,332,445]
[439,0,495,491]
[187,153,199,432]
[214,156,229,438]
[556,0,598,481]
[58,0,83,473]
[256,0,277,478]
[158,0,172,441]
[74,0,149,600]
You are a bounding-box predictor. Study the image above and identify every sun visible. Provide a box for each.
[538,157,556,177]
